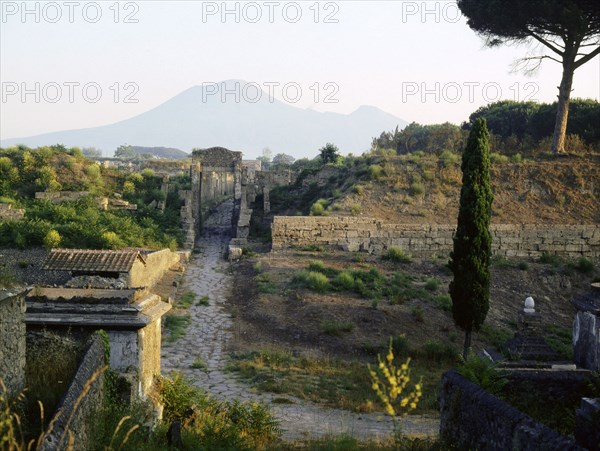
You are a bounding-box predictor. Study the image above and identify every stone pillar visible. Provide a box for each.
[191,162,201,233]
[572,283,600,371]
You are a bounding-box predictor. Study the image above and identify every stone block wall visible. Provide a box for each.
[128,249,180,288]
[0,289,27,397]
[35,191,90,203]
[40,333,105,451]
[439,370,582,450]
[272,216,600,259]
[0,203,25,221]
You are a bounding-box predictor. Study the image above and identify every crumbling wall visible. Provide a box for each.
[35,191,90,203]
[272,216,600,259]
[128,249,180,288]
[0,203,25,221]
[0,289,27,397]
[40,333,105,451]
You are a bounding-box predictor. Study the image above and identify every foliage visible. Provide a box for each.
[373,123,465,156]
[320,321,354,336]
[319,143,340,164]
[178,291,196,309]
[114,144,137,160]
[43,229,61,249]
[449,118,493,358]
[368,340,422,419]
[457,0,600,153]
[272,153,295,166]
[157,373,279,449]
[383,247,412,263]
[456,354,507,396]
[164,315,191,342]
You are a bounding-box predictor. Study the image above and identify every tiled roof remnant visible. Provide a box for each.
[43,249,146,273]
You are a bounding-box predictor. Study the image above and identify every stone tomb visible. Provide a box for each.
[26,287,170,400]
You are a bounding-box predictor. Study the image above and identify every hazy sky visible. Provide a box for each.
[1,0,599,140]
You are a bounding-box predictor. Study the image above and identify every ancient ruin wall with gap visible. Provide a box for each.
[271,216,600,259]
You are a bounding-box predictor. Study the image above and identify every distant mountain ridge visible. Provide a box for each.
[1,80,408,159]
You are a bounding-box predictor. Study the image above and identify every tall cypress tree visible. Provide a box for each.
[449,117,494,359]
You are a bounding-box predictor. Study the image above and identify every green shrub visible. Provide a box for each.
[409,182,425,196]
[320,321,354,336]
[197,295,210,306]
[332,271,355,291]
[164,315,191,342]
[304,271,330,292]
[308,260,325,272]
[178,291,196,309]
[440,150,459,167]
[420,340,458,364]
[510,153,523,164]
[457,354,507,396]
[350,204,361,216]
[43,229,61,249]
[310,201,325,216]
[434,294,452,312]
[412,306,424,322]
[368,164,383,180]
[574,257,595,274]
[352,185,363,195]
[490,153,509,164]
[539,252,562,267]
[257,273,278,294]
[424,278,440,291]
[384,246,412,263]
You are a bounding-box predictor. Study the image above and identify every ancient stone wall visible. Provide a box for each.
[0,203,25,221]
[40,333,105,451]
[0,289,27,397]
[179,189,195,249]
[128,249,180,288]
[191,147,243,235]
[272,216,600,259]
[439,370,582,450]
[35,191,90,203]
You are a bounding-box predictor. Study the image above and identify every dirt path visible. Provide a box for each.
[161,200,439,441]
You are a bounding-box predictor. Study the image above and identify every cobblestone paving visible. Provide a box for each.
[161,200,439,441]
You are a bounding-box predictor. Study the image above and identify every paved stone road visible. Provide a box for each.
[161,200,439,441]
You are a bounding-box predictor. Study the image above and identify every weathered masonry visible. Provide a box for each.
[191,147,243,232]
[43,248,180,289]
[0,288,27,398]
[26,287,170,400]
[272,216,600,259]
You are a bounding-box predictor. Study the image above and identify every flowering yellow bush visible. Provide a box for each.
[368,339,422,418]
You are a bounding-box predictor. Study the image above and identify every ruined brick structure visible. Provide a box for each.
[191,147,243,233]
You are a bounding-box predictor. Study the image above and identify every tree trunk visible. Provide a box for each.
[551,48,577,155]
[462,328,472,360]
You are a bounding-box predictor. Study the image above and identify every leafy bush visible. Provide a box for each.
[384,246,412,263]
[409,182,425,196]
[424,278,440,291]
[310,201,325,216]
[457,354,507,396]
[574,257,595,274]
[332,271,355,291]
[368,164,383,180]
[320,321,354,336]
[43,229,61,249]
[293,270,330,293]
